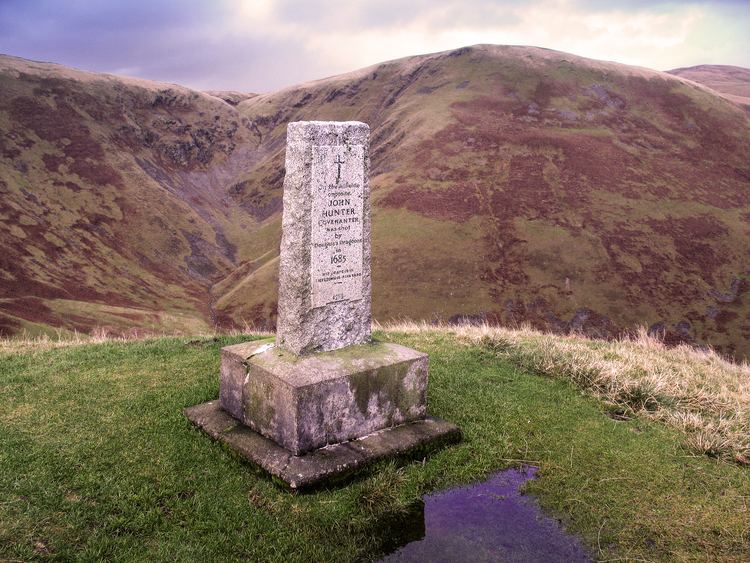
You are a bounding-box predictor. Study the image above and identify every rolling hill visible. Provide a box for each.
[668,64,750,108]
[1,46,749,359]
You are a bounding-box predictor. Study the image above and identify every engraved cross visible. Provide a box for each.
[334,154,345,183]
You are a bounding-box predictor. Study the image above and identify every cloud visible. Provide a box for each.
[0,0,319,91]
[268,0,521,31]
[0,0,748,92]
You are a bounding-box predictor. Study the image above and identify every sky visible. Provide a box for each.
[0,0,748,93]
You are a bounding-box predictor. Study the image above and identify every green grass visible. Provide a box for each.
[1,331,748,561]
[371,209,492,320]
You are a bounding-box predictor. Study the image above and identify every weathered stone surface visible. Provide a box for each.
[347,416,461,459]
[276,121,372,355]
[219,338,276,421]
[186,400,293,476]
[219,339,428,455]
[185,400,461,489]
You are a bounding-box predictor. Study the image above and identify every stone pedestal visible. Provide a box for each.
[186,337,461,488]
[219,339,428,455]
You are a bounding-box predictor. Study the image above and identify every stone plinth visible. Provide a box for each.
[219,338,429,455]
[185,400,461,489]
[276,121,372,355]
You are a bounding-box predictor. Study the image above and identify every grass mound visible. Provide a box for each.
[1,329,748,560]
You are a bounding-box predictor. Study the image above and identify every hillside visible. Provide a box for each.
[219,45,750,359]
[1,47,749,358]
[0,55,263,336]
[668,64,750,107]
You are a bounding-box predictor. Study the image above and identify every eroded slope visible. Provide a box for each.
[0,55,261,335]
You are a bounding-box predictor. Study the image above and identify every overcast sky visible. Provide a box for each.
[1,0,748,92]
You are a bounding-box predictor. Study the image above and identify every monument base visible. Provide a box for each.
[219,339,436,455]
[185,400,461,489]
[186,337,461,488]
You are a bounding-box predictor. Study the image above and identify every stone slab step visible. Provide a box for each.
[185,400,461,489]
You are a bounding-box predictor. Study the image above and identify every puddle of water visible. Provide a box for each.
[380,466,592,563]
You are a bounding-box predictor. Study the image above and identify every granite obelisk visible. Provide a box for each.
[276,121,372,354]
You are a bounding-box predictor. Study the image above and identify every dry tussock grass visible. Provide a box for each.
[0,325,272,354]
[381,321,750,464]
[0,329,133,354]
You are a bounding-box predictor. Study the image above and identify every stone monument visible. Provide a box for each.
[186,121,460,489]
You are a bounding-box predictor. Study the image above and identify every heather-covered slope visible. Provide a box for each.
[0,55,263,335]
[1,47,749,359]
[217,45,750,359]
[668,64,750,107]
